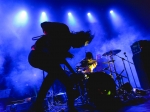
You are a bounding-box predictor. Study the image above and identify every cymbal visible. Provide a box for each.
[102,49,121,56]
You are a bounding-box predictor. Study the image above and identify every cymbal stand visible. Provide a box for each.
[114,69,127,87]
[109,54,123,88]
[114,54,130,84]
[124,52,138,88]
[106,55,113,76]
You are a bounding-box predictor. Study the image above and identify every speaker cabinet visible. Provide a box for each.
[132,53,150,89]
[131,40,150,89]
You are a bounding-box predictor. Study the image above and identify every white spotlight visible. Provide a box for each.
[87,12,91,16]
[110,10,113,13]
[68,12,72,16]
[42,12,46,16]
[40,11,48,22]
[14,10,28,25]
[20,11,27,17]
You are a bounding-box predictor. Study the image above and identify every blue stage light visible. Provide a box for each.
[87,12,96,23]
[14,10,28,26]
[67,12,76,25]
[40,12,48,23]
[110,10,113,14]
[68,12,72,16]
[87,12,91,16]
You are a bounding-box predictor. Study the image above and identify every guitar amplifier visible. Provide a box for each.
[131,40,150,55]
[130,41,141,55]
[131,40,150,89]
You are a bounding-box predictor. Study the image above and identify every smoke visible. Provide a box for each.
[0,1,150,101]
[0,2,43,100]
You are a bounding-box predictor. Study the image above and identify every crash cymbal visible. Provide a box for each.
[102,49,121,56]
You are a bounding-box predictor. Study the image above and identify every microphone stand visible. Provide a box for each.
[114,69,126,87]
[114,54,131,84]
[124,52,138,88]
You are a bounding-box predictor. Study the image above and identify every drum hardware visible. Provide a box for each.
[103,51,124,89]
[61,60,117,109]
[114,54,138,89]
[102,52,116,78]
[53,92,67,105]
[114,70,127,88]
[73,72,117,108]
[100,67,109,73]
[133,88,147,96]
[74,83,89,105]
[113,52,138,102]
[71,73,90,105]
[102,50,140,104]
[116,82,139,103]
[114,54,131,84]
[64,60,89,104]
[103,60,115,64]
[102,49,132,89]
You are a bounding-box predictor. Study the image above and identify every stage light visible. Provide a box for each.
[87,12,91,16]
[68,12,72,16]
[20,11,27,17]
[110,10,116,17]
[40,11,48,23]
[67,12,75,25]
[110,10,113,14]
[87,12,96,23]
[14,10,28,25]
[42,12,46,16]
[109,10,122,28]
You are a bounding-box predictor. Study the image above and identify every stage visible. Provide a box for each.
[1,89,150,112]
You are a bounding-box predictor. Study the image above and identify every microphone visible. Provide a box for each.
[124,52,127,57]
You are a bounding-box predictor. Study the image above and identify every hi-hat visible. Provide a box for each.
[102,49,121,56]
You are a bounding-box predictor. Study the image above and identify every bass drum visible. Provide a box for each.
[86,72,116,110]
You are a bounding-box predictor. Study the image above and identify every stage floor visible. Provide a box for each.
[2,91,150,112]
[51,98,150,112]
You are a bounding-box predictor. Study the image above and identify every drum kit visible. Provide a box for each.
[69,49,138,108]
[101,49,128,88]
[46,49,137,110]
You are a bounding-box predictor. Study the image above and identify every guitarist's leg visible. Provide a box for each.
[57,69,75,110]
[32,72,56,111]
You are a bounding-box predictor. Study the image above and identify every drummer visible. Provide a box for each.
[76,52,97,74]
[73,52,97,103]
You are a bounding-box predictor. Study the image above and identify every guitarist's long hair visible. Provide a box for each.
[70,30,94,48]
